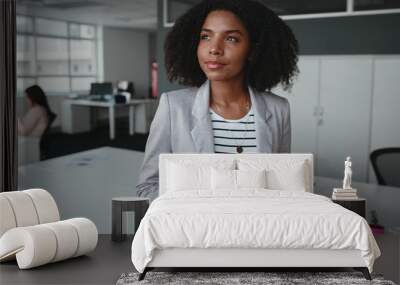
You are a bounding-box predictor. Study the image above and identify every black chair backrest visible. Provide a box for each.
[40,112,57,160]
[370,147,400,187]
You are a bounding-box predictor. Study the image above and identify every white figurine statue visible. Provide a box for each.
[342,156,352,190]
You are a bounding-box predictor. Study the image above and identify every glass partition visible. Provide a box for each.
[35,18,68,37]
[36,37,69,76]
[16,35,35,77]
[70,39,97,76]
[16,15,98,95]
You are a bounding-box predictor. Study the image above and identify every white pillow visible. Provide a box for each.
[167,159,235,192]
[211,168,236,190]
[211,168,267,191]
[237,159,309,192]
[237,169,267,188]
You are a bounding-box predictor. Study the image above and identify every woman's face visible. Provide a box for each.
[197,10,251,83]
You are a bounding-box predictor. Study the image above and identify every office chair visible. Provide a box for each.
[370,147,400,187]
[40,112,57,160]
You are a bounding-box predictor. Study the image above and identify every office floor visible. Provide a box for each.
[0,235,133,285]
[1,234,398,285]
[44,118,148,159]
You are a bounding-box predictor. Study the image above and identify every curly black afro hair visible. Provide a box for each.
[164,0,299,92]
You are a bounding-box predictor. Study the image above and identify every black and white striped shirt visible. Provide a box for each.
[210,106,257,154]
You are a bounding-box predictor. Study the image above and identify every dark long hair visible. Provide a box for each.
[25,85,56,124]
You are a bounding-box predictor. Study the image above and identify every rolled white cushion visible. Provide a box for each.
[0,189,60,239]
[42,221,79,262]
[63,218,98,257]
[0,196,17,237]
[0,226,57,269]
[23,189,60,224]
[0,192,39,227]
[0,218,98,269]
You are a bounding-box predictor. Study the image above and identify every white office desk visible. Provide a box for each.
[314,176,400,229]
[18,147,144,234]
[61,98,155,139]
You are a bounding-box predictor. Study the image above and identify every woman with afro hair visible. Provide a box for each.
[137,0,299,200]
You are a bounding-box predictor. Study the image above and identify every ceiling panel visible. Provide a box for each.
[17,0,157,30]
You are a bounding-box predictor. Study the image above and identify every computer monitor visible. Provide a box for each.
[90,82,113,95]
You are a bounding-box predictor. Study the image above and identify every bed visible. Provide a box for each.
[131,153,380,281]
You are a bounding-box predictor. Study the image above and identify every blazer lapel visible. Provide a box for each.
[190,81,214,153]
[249,87,273,153]
[190,81,273,153]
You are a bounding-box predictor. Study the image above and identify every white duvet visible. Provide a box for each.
[131,190,380,273]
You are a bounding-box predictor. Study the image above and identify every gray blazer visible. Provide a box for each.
[136,80,291,200]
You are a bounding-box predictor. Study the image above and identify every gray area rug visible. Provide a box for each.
[116,271,396,285]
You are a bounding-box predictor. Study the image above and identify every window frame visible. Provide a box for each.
[16,14,99,96]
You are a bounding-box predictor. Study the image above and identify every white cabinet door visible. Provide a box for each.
[369,56,400,182]
[317,57,373,182]
[271,57,320,155]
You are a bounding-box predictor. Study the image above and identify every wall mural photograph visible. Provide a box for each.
[1,0,400,284]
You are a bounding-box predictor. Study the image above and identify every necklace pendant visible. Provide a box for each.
[236,146,243,153]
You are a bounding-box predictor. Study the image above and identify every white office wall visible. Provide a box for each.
[272,58,320,154]
[317,57,373,182]
[272,55,400,183]
[92,27,152,121]
[103,27,150,97]
[369,57,400,183]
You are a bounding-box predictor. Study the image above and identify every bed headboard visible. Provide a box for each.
[159,153,314,195]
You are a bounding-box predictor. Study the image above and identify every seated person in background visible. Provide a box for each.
[18,85,56,137]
